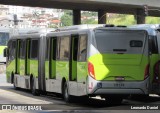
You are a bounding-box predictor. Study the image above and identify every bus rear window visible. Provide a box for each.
[95,30,147,54]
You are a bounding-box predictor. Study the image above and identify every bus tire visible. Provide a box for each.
[31,78,40,96]
[12,74,19,90]
[63,82,73,103]
[11,72,14,84]
[130,94,149,100]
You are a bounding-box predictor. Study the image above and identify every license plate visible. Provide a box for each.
[114,83,125,87]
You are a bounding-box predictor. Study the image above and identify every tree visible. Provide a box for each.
[146,16,160,24]
[61,13,72,26]
[107,14,136,26]
[82,18,97,24]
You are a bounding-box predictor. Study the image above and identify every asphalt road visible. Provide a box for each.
[1,64,160,113]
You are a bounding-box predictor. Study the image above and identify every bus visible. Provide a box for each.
[0,27,10,63]
[130,24,160,95]
[5,25,149,104]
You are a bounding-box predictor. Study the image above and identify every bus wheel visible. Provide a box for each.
[130,94,149,100]
[13,80,19,90]
[31,78,40,96]
[13,74,19,90]
[105,96,123,105]
[63,82,73,103]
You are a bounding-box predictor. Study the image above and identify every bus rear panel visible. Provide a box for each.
[87,29,149,95]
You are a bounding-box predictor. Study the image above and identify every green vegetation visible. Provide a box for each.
[107,14,160,25]
[107,14,136,26]
[60,11,160,26]
[146,16,160,24]
[61,13,73,26]
[82,18,98,24]
[61,10,98,26]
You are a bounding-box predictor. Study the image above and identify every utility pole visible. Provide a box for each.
[13,14,21,35]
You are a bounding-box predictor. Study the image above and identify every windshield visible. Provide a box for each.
[94,29,147,54]
[0,32,9,46]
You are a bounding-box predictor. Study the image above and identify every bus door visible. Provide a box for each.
[19,40,26,75]
[49,37,57,79]
[25,39,30,75]
[16,39,20,74]
[69,35,79,81]
[77,35,88,83]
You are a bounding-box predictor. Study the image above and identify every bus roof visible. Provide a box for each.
[9,28,56,39]
[55,24,147,32]
[16,28,56,35]
[55,24,105,31]
[129,24,160,36]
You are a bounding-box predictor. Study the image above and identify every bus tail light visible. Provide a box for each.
[144,64,149,80]
[88,62,95,79]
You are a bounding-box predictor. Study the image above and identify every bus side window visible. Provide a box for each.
[9,40,16,61]
[30,40,39,59]
[20,40,26,59]
[78,35,87,61]
[59,36,70,60]
[8,41,11,61]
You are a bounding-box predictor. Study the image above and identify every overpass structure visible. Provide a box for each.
[0,0,160,25]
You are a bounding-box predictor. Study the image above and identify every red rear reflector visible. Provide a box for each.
[88,62,95,79]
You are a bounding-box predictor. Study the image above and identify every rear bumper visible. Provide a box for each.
[87,76,150,95]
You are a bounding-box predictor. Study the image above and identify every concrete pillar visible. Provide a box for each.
[136,9,145,24]
[98,10,106,24]
[73,9,81,25]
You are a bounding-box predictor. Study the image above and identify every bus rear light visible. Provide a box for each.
[88,62,95,79]
[144,64,149,80]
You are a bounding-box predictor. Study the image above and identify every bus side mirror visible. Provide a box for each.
[3,48,8,57]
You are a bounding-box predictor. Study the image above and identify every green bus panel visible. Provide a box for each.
[45,61,49,79]
[71,60,77,81]
[26,40,30,75]
[19,59,25,75]
[51,60,56,79]
[6,60,15,82]
[56,61,69,80]
[88,53,148,81]
[16,40,20,74]
[30,59,38,77]
[150,54,159,82]
[77,62,87,82]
